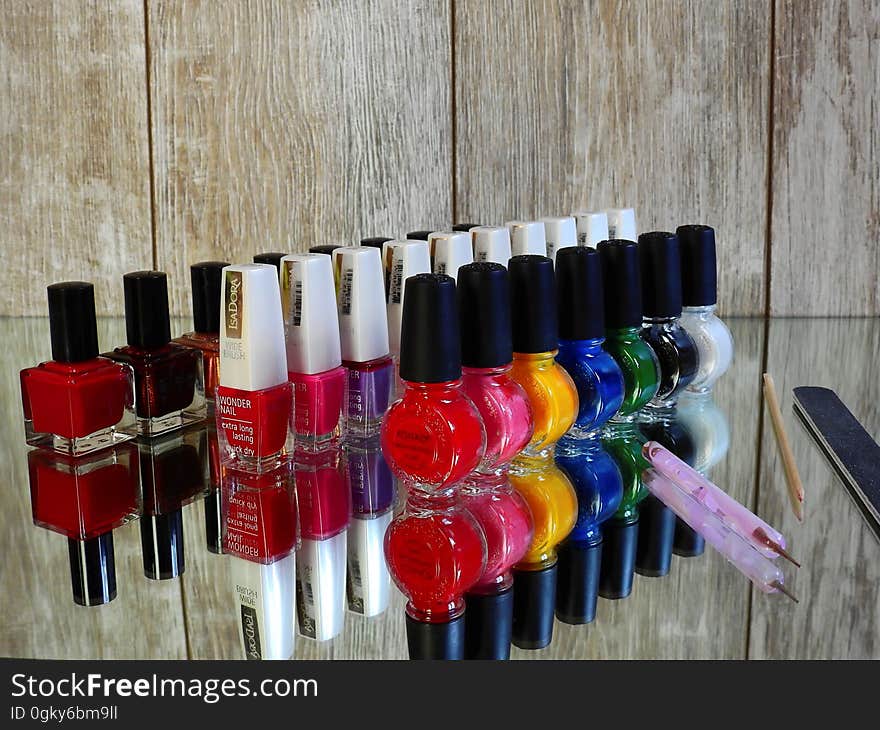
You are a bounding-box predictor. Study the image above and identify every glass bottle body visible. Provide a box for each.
[343,355,394,439]
[640,318,699,406]
[174,332,220,402]
[556,337,625,438]
[603,327,660,420]
[20,357,137,455]
[105,343,206,436]
[289,365,346,450]
[679,305,733,393]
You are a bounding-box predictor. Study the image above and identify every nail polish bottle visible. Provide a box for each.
[573,211,609,248]
[552,246,626,623]
[28,444,141,606]
[452,223,481,232]
[106,271,206,436]
[223,461,298,660]
[280,254,346,451]
[506,221,547,256]
[294,449,350,642]
[137,428,209,580]
[638,231,699,406]
[595,240,660,599]
[175,261,229,403]
[215,264,293,472]
[333,247,395,439]
[308,245,339,256]
[253,252,287,271]
[677,225,734,393]
[605,207,637,241]
[21,282,137,455]
[382,274,487,659]
[506,255,578,649]
[472,226,512,266]
[344,437,395,618]
[406,230,433,241]
[429,231,473,281]
[456,262,534,659]
[540,216,577,262]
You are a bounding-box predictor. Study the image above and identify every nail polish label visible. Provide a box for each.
[224,270,244,339]
[339,266,354,315]
[296,565,317,639]
[239,603,262,660]
[346,555,365,613]
[389,258,405,304]
[216,383,292,459]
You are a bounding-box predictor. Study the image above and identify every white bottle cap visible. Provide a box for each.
[384,241,431,358]
[219,264,288,391]
[331,247,389,363]
[230,552,296,660]
[472,226,512,265]
[296,531,347,642]
[605,208,637,242]
[506,220,547,256]
[574,211,609,248]
[429,231,473,281]
[280,254,342,375]
[347,511,392,617]
[540,216,577,261]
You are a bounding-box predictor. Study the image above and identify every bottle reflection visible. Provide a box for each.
[28,444,141,606]
[197,424,223,555]
[294,450,350,642]
[222,461,298,660]
[343,438,395,618]
[137,428,208,580]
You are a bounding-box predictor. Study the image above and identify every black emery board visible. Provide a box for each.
[792,386,880,541]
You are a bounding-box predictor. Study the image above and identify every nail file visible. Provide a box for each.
[792,386,880,541]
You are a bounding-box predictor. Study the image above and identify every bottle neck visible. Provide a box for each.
[400,379,462,395]
[461,364,512,377]
[406,487,457,513]
[559,336,605,352]
[642,314,679,325]
[512,350,558,365]
[682,303,717,315]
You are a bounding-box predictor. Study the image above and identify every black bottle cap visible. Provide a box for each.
[398,274,461,383]
[190,261,228,334]
[123,271,172,349]
[555,539,602,624]
[406,230,432,241]
[673,518,706,557]
[464,585,514,659]
[634,494,676,577]
[677,225,718,307]
[405,613,465,659]
[360,236,392,249]
[140,510,185,580]
[204,489,223,555]
[511,563,557,649]
[452,223,480,232]
[639,231,683,318]
[68,534,116,607]
[597,240,643,328]
[509,255,558,354]
[47,282,99,363]
[457,262,512,368]
[556,247,605,340]
[308,245,338,256]
[598,517,639,599]
[252,252,286,270]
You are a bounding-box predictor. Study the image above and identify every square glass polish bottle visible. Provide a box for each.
[106,271,206,436]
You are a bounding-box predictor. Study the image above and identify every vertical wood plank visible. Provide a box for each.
[0,0,153,316]
[454,0,770,316]
[148,0,453,318]
[749,318,880,658]
[769,0,880,316]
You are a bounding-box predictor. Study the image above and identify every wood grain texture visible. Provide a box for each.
[769,0,880,316]
[0,318,188,659]
[148,0,453,318]
[749,318,880,658]
[0,0,153,317]
[454,0,770,316]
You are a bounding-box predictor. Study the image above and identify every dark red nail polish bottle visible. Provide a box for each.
[381,274,487,659]
[106,271,206,436]
[20,282,137,455]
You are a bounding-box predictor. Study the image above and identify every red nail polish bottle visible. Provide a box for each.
[105,271,206,436]
[381,274,487,659]
[223,461,298,660]
[280,254,345,451]
[456,263,535,659]
[216,264,294,472]
[174,261,229,403]
[28,444,141,606]
[20,282,137,455]
[294,449,350,642]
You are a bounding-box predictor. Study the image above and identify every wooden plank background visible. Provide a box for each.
[1,1,877,316]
